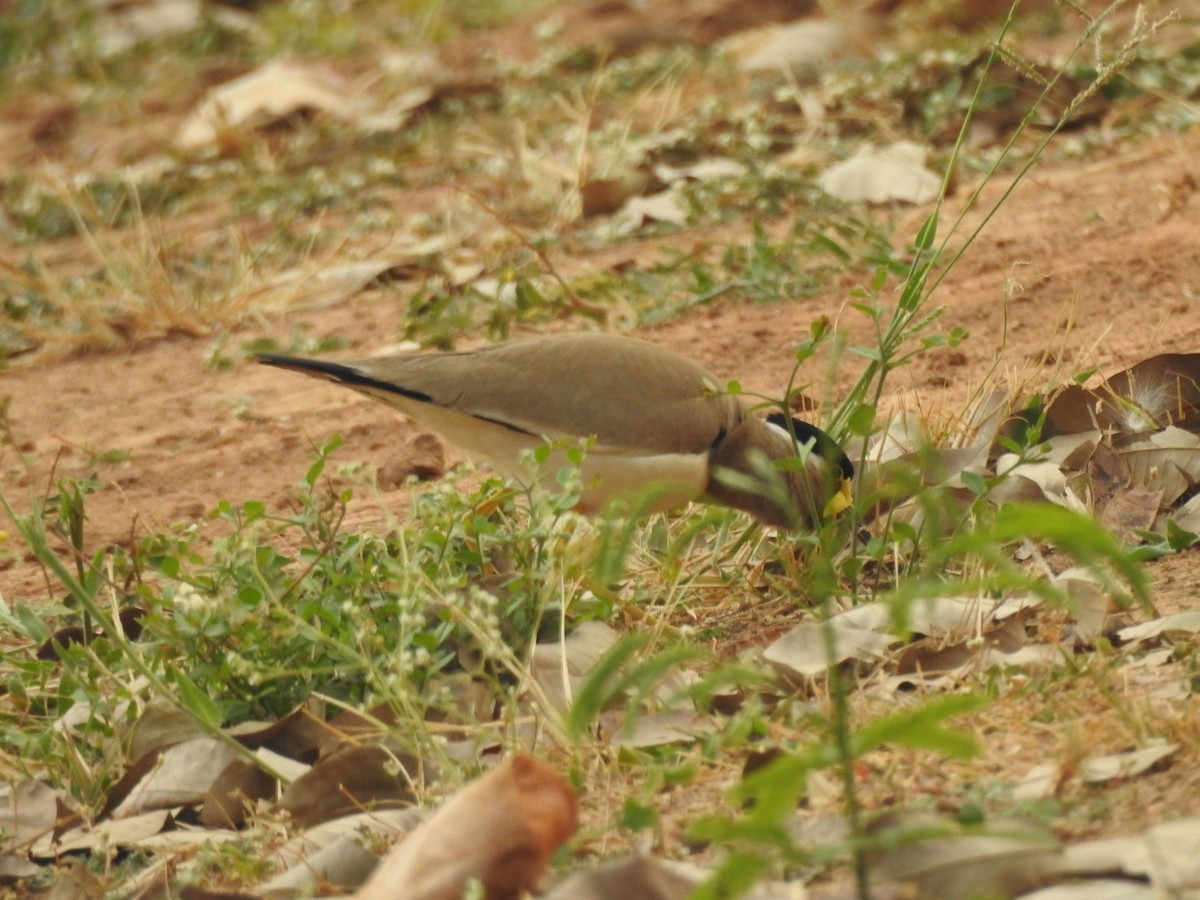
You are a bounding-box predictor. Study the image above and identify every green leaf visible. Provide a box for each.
[988,502,1151,608]
[853,693,986,758]
[914,209,939,252]
[846,404,876,436]
[172,670,223,731]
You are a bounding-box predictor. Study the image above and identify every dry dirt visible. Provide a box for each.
[2,0,1199,879]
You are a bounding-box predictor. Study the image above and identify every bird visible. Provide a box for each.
[258,332,854,528]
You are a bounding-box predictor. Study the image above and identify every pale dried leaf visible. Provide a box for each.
[611,191,689,235]
[1169,492,1200,532]
[1019,881,1157,899]
[654,158,746,183]
[45,810,172,856]
[241,259,414,315]
[602,708,717,749]
[262,808,428,895]
[1012,763,1058,800]
[1079,742,1178,783]
[1,780,60,850]
[763,622,899,678]
[179,60,362,149]
[1053,567,1114,641]
[95,0,200,58]
[723,18,864,73]
[980,643,1070,669]
[530,620,620,713]
[867,811,1060,898]
[819,141,940,205]
[1121,427,1200,505]
[109,737,241,819]
[355,753,577,900]
[1058,817,1200,892]
[1117,610,1200,644]
[541,854,698,900]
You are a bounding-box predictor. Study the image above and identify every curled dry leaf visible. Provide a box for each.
[355,753,578,900]
[1041,353,1200,439]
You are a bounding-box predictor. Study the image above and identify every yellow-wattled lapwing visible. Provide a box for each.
[259,332,853,528]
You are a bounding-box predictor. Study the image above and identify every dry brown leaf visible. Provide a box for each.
[43,857,105,900]
[278,744,421,829]
[105,737,241,819]
[579,171,656,218]
[355,753,578,900]
[1120,427,1200,505]
[44,809,173,856]
[601,708,718,749]
[198,757,277,829]
[0,780,61,877]
[1043,353,1200,439]
[237,259,417,316]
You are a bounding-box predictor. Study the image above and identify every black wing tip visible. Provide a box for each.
[768,411,855,479]
[257,353,433,404]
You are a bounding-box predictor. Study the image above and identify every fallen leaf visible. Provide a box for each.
[763,621,899,679]
[866,811,1061,899]
[179,59,363,150]
[529,620,620,713]
[105,737,242,819]
[1117,610,1200,644]
[541,854,699,900]
[355,753,577,900]
[1079,742,1178,783]
[818,141,941,204]
[260,808,428,895]
[279,744,421,829]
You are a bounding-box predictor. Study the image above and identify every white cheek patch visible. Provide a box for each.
[766,419,817,457]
